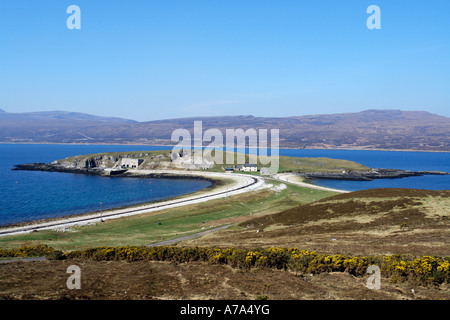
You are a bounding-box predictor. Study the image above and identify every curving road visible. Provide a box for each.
[0,171,264,237]
[273,173,349,193]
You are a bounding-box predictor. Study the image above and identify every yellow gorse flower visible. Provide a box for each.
[1,245,448,285]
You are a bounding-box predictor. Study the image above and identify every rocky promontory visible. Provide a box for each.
[11,149,449,181]
[12,162,113,176]
[12,150,217,176]
[13,162,449,181]
[298,168,449,181]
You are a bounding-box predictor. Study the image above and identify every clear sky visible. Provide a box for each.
[0,0,449,121]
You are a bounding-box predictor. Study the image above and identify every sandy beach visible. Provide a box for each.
[273,173,349,193]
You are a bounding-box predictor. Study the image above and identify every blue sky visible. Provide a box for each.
[0,0,449,121]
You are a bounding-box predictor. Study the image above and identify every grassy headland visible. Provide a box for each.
[3,149,368,249]
[3,151,448,300]
[0,179,336,251]
[51,149,371,173]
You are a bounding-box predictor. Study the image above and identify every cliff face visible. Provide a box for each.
[55,155,122,169]
[46,151,216,172]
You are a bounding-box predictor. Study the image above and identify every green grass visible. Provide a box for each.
[0,179,336,251]
[60,150,172,163]
[1,149,363,251]
[277,155,370,173]
[57,149,370,174]
[199,151,370,173]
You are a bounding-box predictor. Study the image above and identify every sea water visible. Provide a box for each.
[1,144,448,225]
[279,149,450,192]
[0,144,210,226]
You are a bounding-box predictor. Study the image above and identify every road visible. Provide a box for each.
[273,173,349,193]
[0,171,264,237]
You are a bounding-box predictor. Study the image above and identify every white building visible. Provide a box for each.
[235,163,258,172]
[120,158,144,168]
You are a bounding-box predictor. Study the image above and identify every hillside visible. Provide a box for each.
[1,188,449,301]
[1,109,450,151]
[0,110,136,143]
[186,188,450,257]
[0,110,136,123]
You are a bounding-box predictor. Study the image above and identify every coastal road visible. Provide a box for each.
[0,171,264,237]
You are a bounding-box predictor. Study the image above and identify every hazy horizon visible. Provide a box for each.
[1,107,449,123]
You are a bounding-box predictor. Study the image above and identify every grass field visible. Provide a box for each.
[2,148,366,250]
[56,149,371,173]
[0,179,336,251]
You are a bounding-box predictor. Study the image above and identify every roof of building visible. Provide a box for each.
[243,163,258,167]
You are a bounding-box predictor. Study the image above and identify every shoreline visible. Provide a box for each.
[5,163,445,234]
[273,173,350,193]
[0,169,349,237]
[0,170,265,237]
[0,173,223,230]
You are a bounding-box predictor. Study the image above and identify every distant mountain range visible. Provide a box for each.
[1,109,449,151]
[0,109,136,123]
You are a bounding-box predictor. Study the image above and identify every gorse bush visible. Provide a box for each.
[66,246,450,284]
[0,245,56,258]
[383,255,450,285]
[1,245,449,285]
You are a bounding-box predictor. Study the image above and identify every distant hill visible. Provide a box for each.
[0,109,449,151]
[0,110,136,123]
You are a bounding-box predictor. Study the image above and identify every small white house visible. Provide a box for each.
[235,163,258,172]
[120,158,144,168]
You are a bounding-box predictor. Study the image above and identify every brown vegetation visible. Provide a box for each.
[186,189,450,257]
[1,188,449,300]
[1,258,448,300]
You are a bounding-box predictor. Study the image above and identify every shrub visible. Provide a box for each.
[4,244,448,286]
[0,245,55,258]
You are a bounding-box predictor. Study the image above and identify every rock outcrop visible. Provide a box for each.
[298,168,448,181]
[13,150,216,175]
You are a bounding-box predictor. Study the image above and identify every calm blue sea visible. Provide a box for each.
[0,144,449,226]
[0,144,211,226]
[279,149,450,192]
